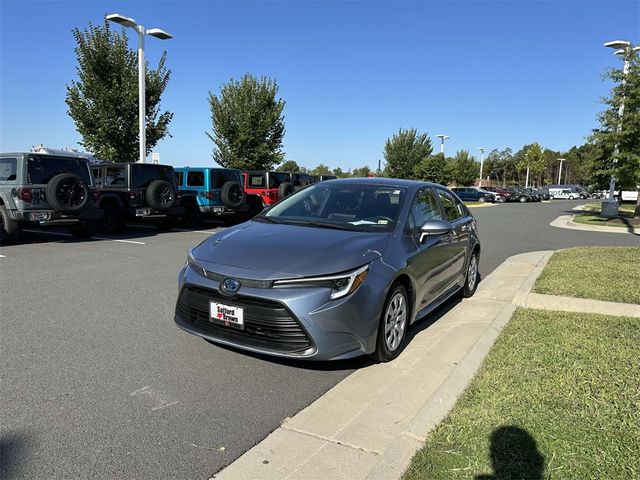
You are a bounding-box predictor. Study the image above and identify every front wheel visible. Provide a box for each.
[519,196,527,203]
[463,251,480,298]
[372,284,409,362]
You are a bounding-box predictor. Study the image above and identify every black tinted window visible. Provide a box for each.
[437,190,464,221]
[187,171,205,187]
[27,156,91,185]
[175,171,183,185]
[291,173,309,187]
[210,169,240,188]
[0,157,17,181]
[130,165,175,189]
[92,168,103,186]
[105,166,126,186]
[269,172,290,188]
[410,188,443,229]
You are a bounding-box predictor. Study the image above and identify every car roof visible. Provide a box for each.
[320,177,436,189]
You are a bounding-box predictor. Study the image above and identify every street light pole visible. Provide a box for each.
[557,158,565,184]
[106,14,172,164]
[436,134,450,156]
[478,149,485,187]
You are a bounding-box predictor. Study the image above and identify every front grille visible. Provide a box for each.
[176,285,313,354]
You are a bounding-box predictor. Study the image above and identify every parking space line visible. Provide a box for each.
[173,228,221,234]
[22,230,145,245]
[0,254,6,258]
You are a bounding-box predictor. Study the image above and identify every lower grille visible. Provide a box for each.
[176,285,313,354]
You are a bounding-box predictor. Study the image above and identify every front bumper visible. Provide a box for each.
[174,261,389,361]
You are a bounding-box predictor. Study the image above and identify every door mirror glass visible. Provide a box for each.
[420,220,452,242]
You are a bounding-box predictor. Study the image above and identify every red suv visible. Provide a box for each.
[242,171,295,215]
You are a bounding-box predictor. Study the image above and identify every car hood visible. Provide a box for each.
[192,220,390,280]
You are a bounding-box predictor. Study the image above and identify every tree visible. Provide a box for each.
[352,166,372,177]
[333,167,347,178]
[590,48,640,216]
[280,160,300,172]
[383,128,432,179]
[515,143,547,186]
[207,74,285,170]
[310,164,332,175]
[449,150,480,185]
[414,153,447,184]
[66,21,173,162]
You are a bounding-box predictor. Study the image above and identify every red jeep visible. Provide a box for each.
[242,171,295,215]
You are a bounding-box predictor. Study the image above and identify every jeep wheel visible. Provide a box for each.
[221,181,244,208]
[69,220,98,238]
[46,173,89,213]
[519,196,527,203]
[278,182,295,200]
[146,180,176,211]
[101,204,125,234]
[0,205,20,245]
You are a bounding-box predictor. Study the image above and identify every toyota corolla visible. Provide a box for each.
[175,178,480,362]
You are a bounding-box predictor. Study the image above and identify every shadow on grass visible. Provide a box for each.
[475,426,545,480]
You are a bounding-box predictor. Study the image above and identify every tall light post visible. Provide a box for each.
[477,147,485,187]
[557,158,565,184]
[602,40,639,216]
[436,134,450,156]
[106,13,172,164]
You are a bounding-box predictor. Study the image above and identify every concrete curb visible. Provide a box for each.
[549,213,638,235]
[516,292,640,318]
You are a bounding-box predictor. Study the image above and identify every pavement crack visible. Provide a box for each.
[280,424,381,455]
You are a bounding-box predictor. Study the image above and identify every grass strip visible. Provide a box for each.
[533,247,640,304]
[403,309,640,480]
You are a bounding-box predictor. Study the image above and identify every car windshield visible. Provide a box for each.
[27,155,92,185]
[260,183,406,232]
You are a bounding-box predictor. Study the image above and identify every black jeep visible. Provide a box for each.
[91,163,183,232]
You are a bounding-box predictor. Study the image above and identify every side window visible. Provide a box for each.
[249,174,265,187]
[0,157,18,181]
[411,188,443,229]
[92,168,103,186]
[187,171,204,187]
[105,167,125,186]
[437,190,463,222]
[175,171,183,186]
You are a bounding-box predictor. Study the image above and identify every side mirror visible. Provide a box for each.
[419,220,452,243]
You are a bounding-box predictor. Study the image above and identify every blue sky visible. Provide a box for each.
[1,0,639,170]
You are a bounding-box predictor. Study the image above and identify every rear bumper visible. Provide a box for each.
[10,207,102,225]
[124,205,184,220]
[198,204,249,215]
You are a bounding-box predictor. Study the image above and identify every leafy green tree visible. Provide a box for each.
[207,74,285,170]
[414,153,447,184]
[352,166,372,177]
[590,48,640,216]
[449,150,480,185]
[280,160,300,172]
[515,143,547,186]
[333,167,347,178]
[66,21,173,162]
[383,128,432,179]
[310,164,332,176]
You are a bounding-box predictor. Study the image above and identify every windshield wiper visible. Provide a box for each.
[255,215,281,224]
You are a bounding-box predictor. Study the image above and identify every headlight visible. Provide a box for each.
[186,250,206,277]
[273,264,369,300]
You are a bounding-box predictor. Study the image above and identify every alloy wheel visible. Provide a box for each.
[384,292,407,351]
[467,254,478,292]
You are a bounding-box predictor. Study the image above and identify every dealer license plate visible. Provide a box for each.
[213,206,224,213]
[210,301,244,329]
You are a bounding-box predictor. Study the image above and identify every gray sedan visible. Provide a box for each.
[175,178,480,362]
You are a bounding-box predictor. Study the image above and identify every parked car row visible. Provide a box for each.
[0,148,338,244]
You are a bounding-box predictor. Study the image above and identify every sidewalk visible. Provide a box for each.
[214,250,639,480]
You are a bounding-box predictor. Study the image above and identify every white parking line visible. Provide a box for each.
[173,228,221,234]
[22,230,146,245]
[0,254,6,258]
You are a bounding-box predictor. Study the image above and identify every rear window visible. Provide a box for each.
[0,157,17,181]
[269,172,290,188]
[175,171,184,186]
[291,173,309,187]
[27,156,91,185]
[210,169,240,188]
[187,171,205,187]
[249,173,266,188]
[130,165,175,189]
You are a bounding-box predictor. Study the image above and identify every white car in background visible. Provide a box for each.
[549,188,580,200]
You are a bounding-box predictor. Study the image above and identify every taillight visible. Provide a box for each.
[128,191,138,200]
[17,188,33,202]
[176,191,182,199]
[204,191,217,200]
[92,190,101,201]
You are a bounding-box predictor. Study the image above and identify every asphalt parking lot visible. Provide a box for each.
[1,201,638,479]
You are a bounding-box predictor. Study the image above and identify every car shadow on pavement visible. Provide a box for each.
[0,432,33,480]
[474,425,545,480]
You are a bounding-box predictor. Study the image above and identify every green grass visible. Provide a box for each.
[575,203,639,229]
[533,247,640,304]
[403,309,640,480]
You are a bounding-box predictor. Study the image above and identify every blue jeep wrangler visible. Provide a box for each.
[175,167,247,227]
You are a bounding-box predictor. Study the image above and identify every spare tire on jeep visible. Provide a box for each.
[146,180,176,210]
[221,181,244,208]
[46,173,89,213]
[278,182,295,199]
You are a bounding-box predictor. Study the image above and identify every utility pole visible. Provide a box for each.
[557,158,565,184]
[477,147,485,187]
[436,134,450,156]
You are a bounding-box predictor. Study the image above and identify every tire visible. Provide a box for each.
[549,195,554,200]
[69,220,98,238]
[278,182,295,200]
[462,251,480,298]
[519,196,527,203]
[46,173,89,213]
[182,204,204,228]
[498,196,506,203]
[154,218,175,231]
[146,180,176,211]
[479,196,486,203]
[101,204,125,234]
[220,181,244,208]
[0,205,20,245]
[372,284,409,362]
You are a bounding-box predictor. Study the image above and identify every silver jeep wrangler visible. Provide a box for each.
[0,149,102,244]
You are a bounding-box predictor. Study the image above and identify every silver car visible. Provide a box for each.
[175,178,481,362]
